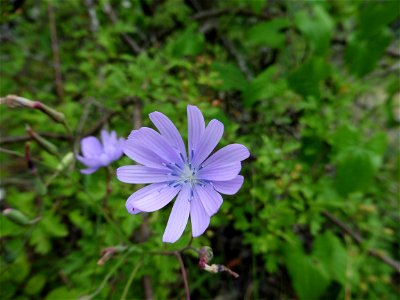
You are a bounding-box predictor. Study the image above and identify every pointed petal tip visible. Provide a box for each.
[187,104,201,112]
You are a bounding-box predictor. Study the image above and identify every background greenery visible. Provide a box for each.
[1,0,399,299]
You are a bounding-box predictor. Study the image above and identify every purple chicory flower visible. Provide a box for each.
[77,130,124,174]
[117,105,250,243]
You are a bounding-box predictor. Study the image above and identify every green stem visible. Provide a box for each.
[82,250,131,300]
[120,257,143,300]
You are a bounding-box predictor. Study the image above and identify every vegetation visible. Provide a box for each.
[1,0,399,299]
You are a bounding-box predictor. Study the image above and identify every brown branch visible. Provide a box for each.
[132,98,142,130]
[48,3,64,103]
[322,211,400,273]
[84,0,100,33]
[192,8,273,21]
[103,1,142,54]
[0,133,70,145]
[175,251,191,300]
[127,98,154,299]
[143,276,154,300]
[220,37,253,80]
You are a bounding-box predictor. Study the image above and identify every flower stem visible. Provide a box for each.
[120,257,143,300]
[175,251,190,300]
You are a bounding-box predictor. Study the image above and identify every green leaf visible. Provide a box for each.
[288,57,330,98]
[313,231,348,284]
[45,287,82,300]
[24,274,46,295]
[244,0,266,13]
[170,25,205,57]
[212,62,248,91]
[42,214,68,237]
[30,229,52,254]
[358,1,400,38]
[242,66,287,107]
[285,245,330,300]
[295,5,334,55]
[245,18,289,48]
[365,132,388,168]
[331,125,359,152]
[68,211,93,234]
[0,215,25,237]
[1,253,30,283]
[335,148,375,196]
[345,28,392,77]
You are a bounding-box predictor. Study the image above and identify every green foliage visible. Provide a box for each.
[245,18,289,49]
[295,5,334,55]
[1,1,399,299]
[288,57,331,98]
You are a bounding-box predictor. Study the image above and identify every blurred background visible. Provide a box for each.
[1,0,399,299]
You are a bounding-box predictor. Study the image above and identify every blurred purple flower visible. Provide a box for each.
[117,105,250,243]
[77,130,124,174]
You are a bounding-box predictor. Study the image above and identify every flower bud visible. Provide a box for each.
[56,152,74,171]
[199,246,213,264]
[2,208,40,226]
[97,245,128,266]
[26,125,59,157]
[0,95,66,124]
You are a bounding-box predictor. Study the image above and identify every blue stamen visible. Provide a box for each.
[179,152,185,161]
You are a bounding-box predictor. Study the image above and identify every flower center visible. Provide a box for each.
[180,163,198,184]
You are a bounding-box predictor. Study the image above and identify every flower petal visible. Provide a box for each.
[123,139,167,169]
[202,144,249,167]
[190,189,210,237]
[80,167,99,174]
[197,162,241,181]
[81,136,102,158]
[128,127,182,166]
[126,206,143,215]
[76,155,101,168]
[162,185,191,243]
[187,105,205,161]
[100,130,111,146]
[192,119,224,166]
[211,176,244,195]
[195,184,223,216]
[116,165,175,184]
[126,183,181,212]
[149,111,187,162]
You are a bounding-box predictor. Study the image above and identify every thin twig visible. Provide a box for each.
[322,211,400,273]
[0,133,70,145]
[192,8,273,21]
[47,3,64,103]
[143,276,154,300]
[175,251,191,300]
[103,1,142,54]
[80,251,131,300]
[129,98,154,299]
[0,147,54,169]
[220,37,253,80]
[132,98,142,130]
[120,258,143,300]
[84,0,100,33]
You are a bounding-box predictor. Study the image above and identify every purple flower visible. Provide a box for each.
[77,130,124,174]
[117,105,249,243]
